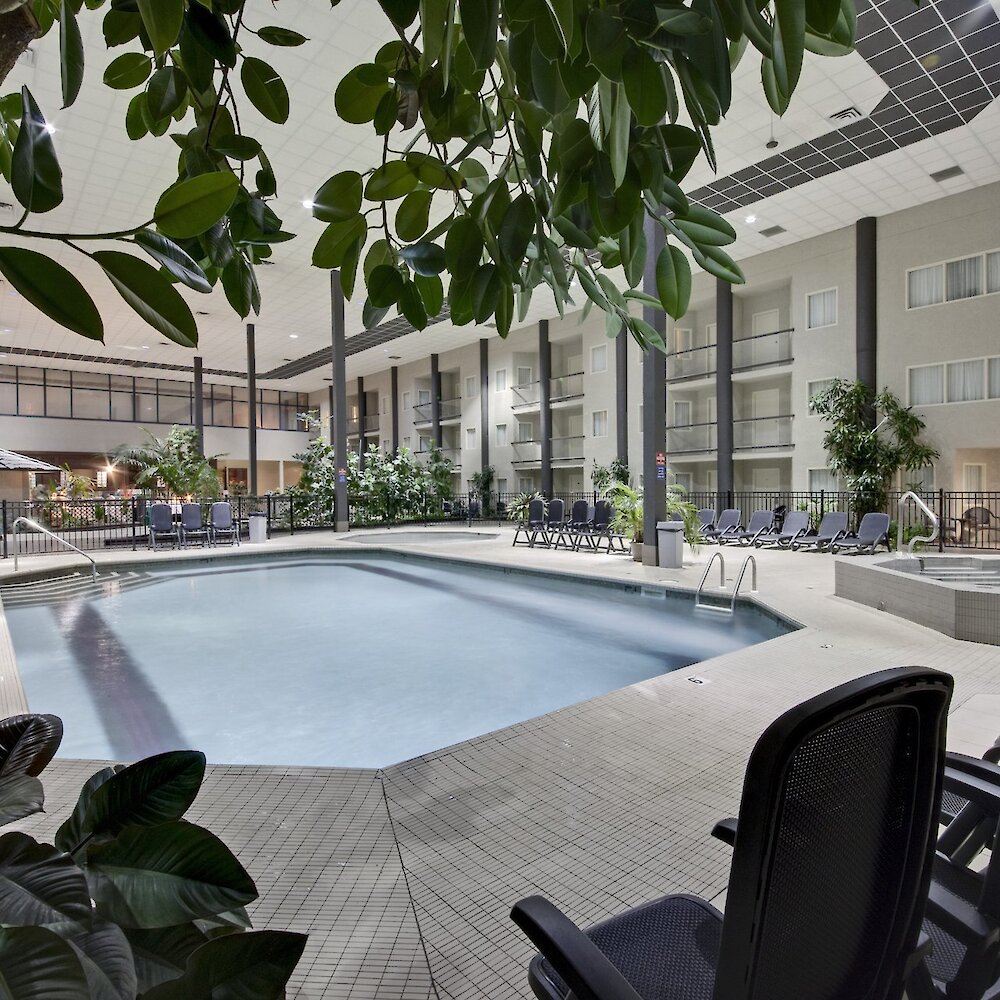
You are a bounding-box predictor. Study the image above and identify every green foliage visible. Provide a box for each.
[0,715,306,999]
[507,491,545,523]
[0,0,855,347]
[112,426,221,499]
[469,464,495,516]
[608,481,644,542]
[810,379,940,519]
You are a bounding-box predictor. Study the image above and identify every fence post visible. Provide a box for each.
[1,500,6,560]
[289,494,295,536]
[266,494,273,536]
[939,488,945,551]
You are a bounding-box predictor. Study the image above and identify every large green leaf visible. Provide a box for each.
[146,67,186,122]
[154,173,239,240]
[414,272,444,316]
[398,278,428,328]
[312,171,363,224]
[86,821,257,929]
[103,52,153,89]
[367,264,404,307]
[142,931,307,1000]
[54,767,117,856]
[806,0,842,36]
[59,1,84,108]
[398,241,446,276]
[10,87,62,214]
[0,775,43,826]
[622,48,668,127]
[0,247,102,340]
[0,926,89,1000]
[459,0,500,70]
[127,923,209,993]
[137,0,183,54]
[691,243,745,283]
[672,205,736,248]
[62,921,136,1000]
[221,253,259,318]
[133,230,211,294]
[498,193,535,269]
[772,0,806,98]
[0,832,92,928]
[256,25,308,46]
[94,252,198,348]
[444,215,483,279]
[365,161,418,201]
[312,214,366,268]
[334,63,391,125]
[395,189,433,241]
[655,243,692,318]
[0,713,63,779]
[241,58,289,124]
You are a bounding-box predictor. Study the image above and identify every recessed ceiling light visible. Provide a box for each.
[745,214,757,225]
[301,199,314,210]
[289,334,299,339]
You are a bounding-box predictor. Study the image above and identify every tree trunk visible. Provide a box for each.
[0,5,38,88]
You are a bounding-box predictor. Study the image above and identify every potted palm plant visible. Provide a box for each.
[608,482,644,561]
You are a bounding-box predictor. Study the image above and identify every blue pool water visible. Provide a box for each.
[5,555,791,768]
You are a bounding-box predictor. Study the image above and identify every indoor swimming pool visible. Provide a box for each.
[4,553,793,767]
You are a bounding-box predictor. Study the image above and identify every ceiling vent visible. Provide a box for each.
[929,165,964,182]
[760,225,786,237]
[830,106,862,121]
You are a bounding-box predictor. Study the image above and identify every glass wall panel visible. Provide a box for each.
[72,388,110,419]
[157,391,191,424]
[137,393,157,422]
[0,382,16,415]
[46,386,72,418]
[18,367,43,385]
[110,392,134,421]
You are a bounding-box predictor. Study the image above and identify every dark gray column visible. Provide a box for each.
[357,376,366,470]
[430,353,441,448]
[642,220,667,565]
[615,333,628,465]
[856,216,877,418]
[330,271,349,531]
[246,325,257,496]
[328,386,335,443]
[539,320,552,497]
[390,366,399,453]
[193,356,204,458]
[715,278,734,501]
[479,339,490,471]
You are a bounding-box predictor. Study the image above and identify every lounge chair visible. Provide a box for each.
[513,498,546,547]
[791,510,848,551]
[696,508,716,532]
[753,509,811,548]
[148,503,179,550]
[830,511,891,554]
[179,502,210,547]
[701,507,741,544]
[511,666,952,1000]
[209,501,239,546]
[533,498,566,549]
[725,509,773,546]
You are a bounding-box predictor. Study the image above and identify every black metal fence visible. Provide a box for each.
[3,489,999,558]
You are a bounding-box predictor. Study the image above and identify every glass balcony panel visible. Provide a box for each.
[551,436,584,459]
[732,330,793,370]
[666,423,717,453]
[667,345,716,380]
[413,402,433,422]
[439,398,462,419]
[511,440,542,463]
[511,381,540,407]
[550,372,583,400]
[733,415,793,449]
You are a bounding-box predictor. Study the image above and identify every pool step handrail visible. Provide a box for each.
[695,552,759,615]
[12,517,98,581]
[729,554,758,614]
[896,491,939,555]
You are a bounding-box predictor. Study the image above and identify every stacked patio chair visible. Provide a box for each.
[179,503,210,547]
[791,510,848,551]
[701,507,741,544]
[554,499,590,551]
[830,511,891,554]
[209,501,239,546]
[582,500,627,553]
[725,509,774,546]
[532,499,566,549]
[512,498,547,548]
[511,666,953,1000]
[148,503,179,550]
[753,509,811,548]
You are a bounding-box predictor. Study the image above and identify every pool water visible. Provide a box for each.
[5,555,791,767]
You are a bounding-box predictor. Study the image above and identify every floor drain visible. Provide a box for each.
[688,676,709,685]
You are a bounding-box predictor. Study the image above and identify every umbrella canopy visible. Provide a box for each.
[0,449,61,472]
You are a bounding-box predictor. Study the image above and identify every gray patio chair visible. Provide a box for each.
[830,511,891,554]
[511,666,952,1000]
[696,508,716,532]
[513,498,547,548]
[791,510,848,551]
[701,507,741,544]
[725,509,773,546]
[555,499,590,551]
[533,498,566,549]
[585,500,627,553]
[179,502,210,547]
[209,501,239,546]
[753,509,811,548]
[148,503,179,550]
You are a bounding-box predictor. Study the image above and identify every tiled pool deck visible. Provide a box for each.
[6,530,1000,999]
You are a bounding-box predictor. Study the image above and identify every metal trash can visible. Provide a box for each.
[248,512,268,544]
[656,520,685,568]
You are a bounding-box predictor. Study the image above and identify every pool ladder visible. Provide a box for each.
[12,517,97,581]
[694,551,758,615]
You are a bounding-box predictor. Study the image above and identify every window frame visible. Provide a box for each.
[591,409,609,438]
[907,354,1000,406]
[807,377,838,414]
[494,368,507,392]
[590,344,608,373]
[905,247,1000,310]
[805,287,839,330]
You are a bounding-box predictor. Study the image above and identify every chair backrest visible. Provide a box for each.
[547,498,565,525]
[817,511,848,537]
[745,510,773,533]
[780,511,811,536]
[149,503,173,531]
[963,506,992,527]
[210,501,233,529]
[717,508,741,531]
[468,498,481,518]
[592,501,612,528]
[858,511,891,541]
[714,666,952,1000]
[527,498,545,525]
[698,508,716,528]
[181,503,202,529]
[568,499,588,525]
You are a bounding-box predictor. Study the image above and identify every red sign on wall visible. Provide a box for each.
[655,453,666,465]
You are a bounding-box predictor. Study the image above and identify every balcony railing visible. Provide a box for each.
[439,397,462,419]
[550,372,584,400]
[551,435,584,460]
[413,402,433,423]
[667,344,716,381]
[512,381,540,407]
[734,414,793,449]
[414,446,461,465]
[733,328,793,371]
[511,439,541,463]
[413,398,461,422]
[347,415,380,436]
[667,421,717,454]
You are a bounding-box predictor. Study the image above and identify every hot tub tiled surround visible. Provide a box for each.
[836,556,1000,645]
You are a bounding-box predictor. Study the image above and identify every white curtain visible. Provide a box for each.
[947,359,985,401]
[988,358,1000,399]
[946,256,982,301]
[807,289,837,328]
[987,252,1000,295]
[908,365,944,405]
[809,468,838,492]
[907,265,943,308]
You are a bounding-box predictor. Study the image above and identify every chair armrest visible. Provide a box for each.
[926,877,1000,947]
[941,763,1000,813]
[510,896,642,1000]
[711,818,738,846]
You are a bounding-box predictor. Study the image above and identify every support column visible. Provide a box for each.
[246,325,258,496]
[193,356,204,458]
[328,386,335,443]
[615,333,628,466]
[430,354,441,447]
[642,220,667,565]
[715,278,734,502]
[330,271,349,531]
[539,320,552,497]
[479,339,490,471]
[390,366,399,452]
[357,376,366,469]
[856,216,877,420]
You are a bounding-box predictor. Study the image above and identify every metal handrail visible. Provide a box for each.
[13,517,97,580]
[695,551,727,610]
[897,490,939,555]
[730,554,758,613]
